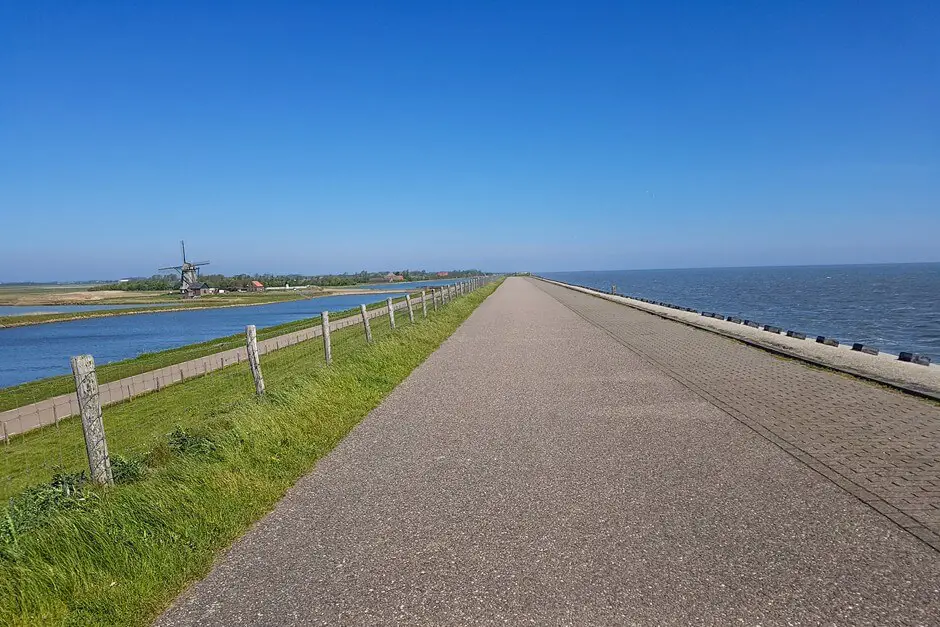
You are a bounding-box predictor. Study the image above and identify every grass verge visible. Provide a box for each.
[0,280,499,626]
[0,296,413,412]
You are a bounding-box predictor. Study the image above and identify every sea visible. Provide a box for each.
[541,263,940,363]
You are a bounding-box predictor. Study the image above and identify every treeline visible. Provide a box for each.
[91,270,484,291]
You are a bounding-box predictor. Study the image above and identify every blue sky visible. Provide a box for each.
[1,1,937,280]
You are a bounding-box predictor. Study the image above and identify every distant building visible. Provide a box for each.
[249,280,265,292]
[385,273,406,282]
[436,271,449,277]
[185,282,211,298]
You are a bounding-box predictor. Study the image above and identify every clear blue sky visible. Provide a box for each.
[2,1,937,280]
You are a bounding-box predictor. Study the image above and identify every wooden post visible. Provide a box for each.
[321,311,332,365]
[245,325,265,396]
[421,290,428,317]
[70,355,113,486]
[405,294,415,323]
[387,297,396,329]
[433,288,439,310]
[360,304,373,343]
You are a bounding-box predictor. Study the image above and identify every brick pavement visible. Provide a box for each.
[532,278,940,551]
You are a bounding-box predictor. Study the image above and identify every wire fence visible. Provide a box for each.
[1,277,498,500]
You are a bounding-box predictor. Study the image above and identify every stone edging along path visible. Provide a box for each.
[0,283,488,439]
[534,276,940,402]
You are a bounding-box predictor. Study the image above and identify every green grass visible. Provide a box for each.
[0,296,413,412]
[0,280,499,626]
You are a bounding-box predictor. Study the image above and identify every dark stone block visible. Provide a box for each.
[763,325,782,334]
[852,343,879,356]
[743,320,759,328]
[816,336,839,347]
[899,352,932,366]
[786,330,807,339]
[727,317,743,323]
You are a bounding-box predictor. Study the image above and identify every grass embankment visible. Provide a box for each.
[0,291,316,329]
[0,297,410,412]
[0,279,500,626]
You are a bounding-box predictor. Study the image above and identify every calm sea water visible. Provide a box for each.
[0,292,408,389]
[542,264,940,362]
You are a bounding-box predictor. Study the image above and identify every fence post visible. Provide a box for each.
[245,325,265,396]
[321,311,332,365]
[421,290,428,317]
[405,294,415,323]
[70,355,114,486]
[387,297,396,329]
[360,304,373,343]
[433,288,439,310]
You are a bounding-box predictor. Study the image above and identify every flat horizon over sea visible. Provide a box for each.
[540,262,940,362]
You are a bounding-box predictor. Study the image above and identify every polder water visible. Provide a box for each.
[0,292,408,388]
[542,263,940,362]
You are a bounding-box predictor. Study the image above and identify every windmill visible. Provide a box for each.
[159,241,210,292]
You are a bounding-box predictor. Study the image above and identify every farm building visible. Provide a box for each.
[185,282,212,298]
[249,280,265,292]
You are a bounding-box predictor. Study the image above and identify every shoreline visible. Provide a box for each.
[0,287,425,329]
[534,276,940,401]
[0,282,458,329]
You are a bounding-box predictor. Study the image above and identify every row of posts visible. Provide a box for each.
[67,277,495,485]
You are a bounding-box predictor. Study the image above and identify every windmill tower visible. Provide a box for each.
[159,241,210,292]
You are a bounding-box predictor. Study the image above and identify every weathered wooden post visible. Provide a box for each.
[421,290,428,317]
[321,311,332,365]
[245,325,265,396]
[405,294,415,323]
[433,288,439,310]
[360,304,373,343]
[387,297,396,329]
[70,355,113,486]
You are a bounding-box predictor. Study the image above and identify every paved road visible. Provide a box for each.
[158,277,940,626]
[533,278,940,550]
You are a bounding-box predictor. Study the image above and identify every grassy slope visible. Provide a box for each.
[0,281,499,626]
[0,297,407,412]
